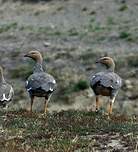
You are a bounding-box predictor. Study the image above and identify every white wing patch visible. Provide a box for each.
[117,80,120,84]
[1,94,11,101]
[26,81,28,85]
[110,85,113,89]
[53,79,56,84]
[49,87,54,91]
[1,86,14,101]
[92,75,96,78]
[27,87,32,91]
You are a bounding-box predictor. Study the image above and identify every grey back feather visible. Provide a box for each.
[26,72,56,92]
[90,71,122,90]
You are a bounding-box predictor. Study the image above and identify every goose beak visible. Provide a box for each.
[96,59,100,63]
[24,54,29,57]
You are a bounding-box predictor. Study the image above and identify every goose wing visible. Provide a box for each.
[90,72,122,90]
[0,83,14,103]
[26,72,56,93]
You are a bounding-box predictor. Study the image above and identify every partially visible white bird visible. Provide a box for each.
[0,66,14,107]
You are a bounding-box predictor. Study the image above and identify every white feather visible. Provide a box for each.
[1,94,10,101]
[53,79,56,84]
[49,87,53,91]
[27,87,32,91]
[110,85,113,89]
[26,81,28,85]
[1,86,14,101]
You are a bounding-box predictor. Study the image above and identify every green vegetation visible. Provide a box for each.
[0,22,17,33]
[116,55,138,70]
[72,80,89,92]
[10,63,33,80]
[80,51,97,61]
[79,51,99,65]
[87,23,105,33]
[115,57,126,70]
[10,50,21,58]
[127,55,138,67]
[107,17,115,25]
[19,25,63,36]
[119,4,128,11]
[118,30,138,42]
[119,31,131,39]
[68,28,79,36]
[63,80,89,95]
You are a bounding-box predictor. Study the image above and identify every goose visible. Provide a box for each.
[90,57,122,115]
[24,50,56,113]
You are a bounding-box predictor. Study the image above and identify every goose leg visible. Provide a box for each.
[30,96,34,113]
[96,96,100,112]
[44,94,52,114]
[108,96,115,115]
[44,98,48,114]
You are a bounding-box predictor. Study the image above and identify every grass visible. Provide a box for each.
[2,19,136,45]
[79,51,99,65]
[116,55,138,71]
[19,25,83,37]
[127,55,138,67]
[107,17,115,25]
[56,79,89,104]
[0,110,137,151]
[0,22,17,33]
[9,63,33,80]
[62,79,89,96]
[68,28,79,36]
[72,80,89,92]
[87,23,106,33]
[119,31,131,39]
[118,31,138,42]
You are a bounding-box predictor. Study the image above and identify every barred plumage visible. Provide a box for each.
[24,50,56,113]
[90,57,122,115]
